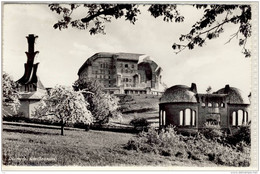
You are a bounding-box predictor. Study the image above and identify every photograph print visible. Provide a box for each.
[2,2,258,171]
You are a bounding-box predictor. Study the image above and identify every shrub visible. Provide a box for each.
[227,125,251,146]
[129,118,149,132]
[125,126,251,166]
[200,122,223,141]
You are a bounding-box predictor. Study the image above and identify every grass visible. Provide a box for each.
[2,124,217,166]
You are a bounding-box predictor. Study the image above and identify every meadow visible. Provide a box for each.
[2,124,218,166]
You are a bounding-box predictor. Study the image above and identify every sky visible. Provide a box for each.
[2,3,252,95]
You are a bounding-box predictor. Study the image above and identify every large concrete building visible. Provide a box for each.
[17,34,46,118]
[78,52,164,95]
[159,83,250,134]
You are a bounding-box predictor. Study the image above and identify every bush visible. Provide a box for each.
[125,126,251,166]
[200,122,223,142]
[129,118,149,132]
[226,125,251,146]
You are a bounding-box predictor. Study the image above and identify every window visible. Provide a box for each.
[208,103,213,107]
[244,111,249,124]
[125,69,128,73]
[184,109,191,126]
[179,111,184,126]
[192,111,196,126]
[125,64,128,68]
[126,78,128,82]
[201,103,206,107]
[100,63,102,68]
[215,103,219,107]
[221,103,225,107]
[232,111,236,126]
[238,110,243,126]
[132,64,134,68]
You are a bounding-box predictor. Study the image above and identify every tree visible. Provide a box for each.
[2,72,20,114]
[33,85,93,135]
[49,4,252,57]
[206,86,212,94]
[73,77,120,125]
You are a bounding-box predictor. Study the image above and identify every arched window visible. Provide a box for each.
[232,111,236,126]
[238,110,243,126]
[160,110,163,126]
[215,103,219,107]
[208,103,213,107]
[244,111,248,125]
[184,109,191,126]
[192,111,196,126]
[221,103,225,107]
[163,111,166,125]
[179,110,184,126]
[201,103,206,107]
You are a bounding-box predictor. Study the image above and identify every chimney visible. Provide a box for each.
[190,83,197,93]
[26,34,38,54]
[224,85,230,94]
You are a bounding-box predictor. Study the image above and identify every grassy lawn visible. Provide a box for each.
[2,124,217,166]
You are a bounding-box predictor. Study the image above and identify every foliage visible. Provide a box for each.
[73,77,121,125]
[2,72,20,114]
[226,124,251,146]
[126,126,250,166]
[33,85,93,135]
[200,122,223,141]
[206,86,212,94]
[49,4,252,57]
[130,118,149,132]
[172,5,252,57]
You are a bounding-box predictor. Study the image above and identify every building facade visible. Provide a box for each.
[159,83,250,134]
[17,34,46,118]
[78,52,164,95]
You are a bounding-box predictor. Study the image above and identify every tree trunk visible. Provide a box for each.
[61,124,64,135]
[60,119,65,136]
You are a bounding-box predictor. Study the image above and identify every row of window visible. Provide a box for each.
[121,69,136,74]
[179,109,196,126]
[96,75,111,79]
[122,78,133,83]
[232,110,249,126]
[100,62,112,69]
[119,63,135,69]
[201,102,225,108]
[93,70,112,75]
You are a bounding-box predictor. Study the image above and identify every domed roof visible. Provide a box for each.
[215,85,250,104]
[160,85,198,104]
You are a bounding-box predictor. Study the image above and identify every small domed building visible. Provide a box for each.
[159,83,250,134]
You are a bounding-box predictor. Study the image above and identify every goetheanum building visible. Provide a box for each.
[159,83,250,134]
[78,52,164,95]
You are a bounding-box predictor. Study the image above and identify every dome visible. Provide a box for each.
[160,85,198,104]
[215,85,250,104]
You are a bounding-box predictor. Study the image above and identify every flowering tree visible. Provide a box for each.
[34,85,93,135]
[73,77,120,125]
[2,72,20,114]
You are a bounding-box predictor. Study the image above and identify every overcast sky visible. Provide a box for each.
[2,3,252,94]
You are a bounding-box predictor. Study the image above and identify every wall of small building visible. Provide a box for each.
[19,100,30,117]
[197,103,228,128]
[159,102,198,128]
